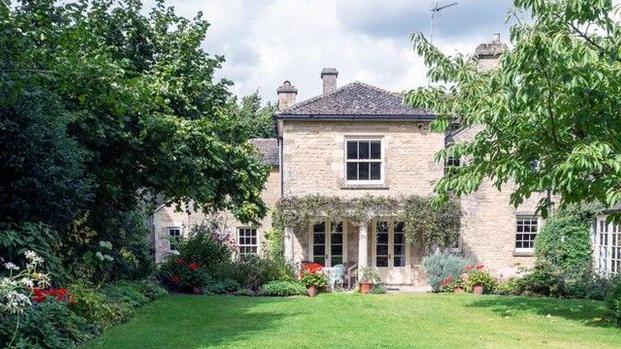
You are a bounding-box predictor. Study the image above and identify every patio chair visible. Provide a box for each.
[328,264,346,291]
[344,262,358,289]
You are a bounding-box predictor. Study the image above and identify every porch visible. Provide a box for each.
[284,219,427,286]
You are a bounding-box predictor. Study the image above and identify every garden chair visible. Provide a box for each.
[327,264,346,291]
[344,262,358,289]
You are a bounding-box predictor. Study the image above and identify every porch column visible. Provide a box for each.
[358,221,369,275]
[284,226,294,264]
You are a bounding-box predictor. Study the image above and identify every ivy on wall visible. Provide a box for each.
[272,194,461,254]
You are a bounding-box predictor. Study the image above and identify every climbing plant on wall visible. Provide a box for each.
[272,194,461,254]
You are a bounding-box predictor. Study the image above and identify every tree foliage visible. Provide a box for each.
[406,0,621,218]
[233,91,277,139]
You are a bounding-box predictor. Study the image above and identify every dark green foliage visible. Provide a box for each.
[117,280,168,300]
[101,283,150,309]
[157,257,211,293]
[231,255,295,292]
[206,279,240,295]
[174,224,234,276]
[260,280,306,296]
[0,222,65,280]
[69,283,134,329]
[233,92,277,138]
[422,252,473,292]
[607,282,621,324]
[534,214,592,275]
[0,299,98,349]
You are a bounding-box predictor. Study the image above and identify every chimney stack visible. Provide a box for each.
[474,33,507,71]
[277,80,297,111]
[320,67,338,94]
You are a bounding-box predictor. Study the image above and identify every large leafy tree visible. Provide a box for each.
[1,0,269,278]
[232,91,277,139]
[406,0,621,218]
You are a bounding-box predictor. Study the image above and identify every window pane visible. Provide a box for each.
[331,233,342,244]
[394,234,405,244]
[371,141,381,159]
[313,233,325,244]
[347,163,358,180]
[394,222,405,233]
[376,256,388,267]
[331,244,342,256]
[347,141,358,160]
[313,245,325,256]
[394,244,404,256]
[377,221,389,232]
[394,256,405,267]
[377,233,388,244]
[331,257,343,266]
[331,222,343,233]
[358,141,370,159]
[359,162,369,180]
[313,256,325,266]
[313,222,325,232]
[376,244,388,255]
[370,162,381,180]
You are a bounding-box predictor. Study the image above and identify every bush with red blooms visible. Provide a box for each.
[158,257,210,293]
[299,262,323,278]
[32,287,75,304]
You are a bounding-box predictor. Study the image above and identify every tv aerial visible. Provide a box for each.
[430,2,458,43]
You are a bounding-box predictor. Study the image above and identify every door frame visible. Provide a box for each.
[308,220,348,267]
[371,218,410,268]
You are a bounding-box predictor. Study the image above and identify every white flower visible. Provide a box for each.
[98,241,113,250]
[95,252,104,261]
[3,262,19,271]
[103,254,114,262]
[24,251,43,265]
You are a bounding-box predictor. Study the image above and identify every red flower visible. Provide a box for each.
[441,276,454,287]
[476,264,484,270]
[171,274,182,285]
[188,262,200,271]
[176,258,185,265]
[465,265,474,272]
[31,287,72,303]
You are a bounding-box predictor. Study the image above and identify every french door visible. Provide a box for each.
[309,221,348,267]
[373,220,407,268]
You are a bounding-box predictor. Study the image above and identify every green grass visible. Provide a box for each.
[82,293,621,349]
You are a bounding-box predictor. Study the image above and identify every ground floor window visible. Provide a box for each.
[238,227,258,257]
[168,227,181,251]
[594,217,621,276]
[515,215,538,252]
[309,221,348,267]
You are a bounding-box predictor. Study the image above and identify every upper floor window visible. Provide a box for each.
[168,227,181,251]
[238,227,258,258]
[444,156,460,175]
[345,139,383,183]
[515,216,538,252]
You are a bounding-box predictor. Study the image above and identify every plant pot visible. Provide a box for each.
[453,287,465,294]
[192,286,203,295]
[307,285,318,297]
[360,282,373,294]
[473,285,484,295]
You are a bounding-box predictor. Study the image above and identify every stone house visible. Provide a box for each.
[151,35,547,286]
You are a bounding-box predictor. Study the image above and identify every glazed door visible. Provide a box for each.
[310,221,347,267]
[373,220,409,283]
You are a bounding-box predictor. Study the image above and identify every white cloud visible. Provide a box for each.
[147,0,511,102]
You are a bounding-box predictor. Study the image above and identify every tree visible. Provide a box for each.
[406,0,621,218]
[234,91,277,139]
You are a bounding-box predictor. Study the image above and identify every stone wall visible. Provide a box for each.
[152,167,280,263]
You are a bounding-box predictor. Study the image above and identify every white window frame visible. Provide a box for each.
[515,215,539,253]
[308,220,348,267]
[167,226,181,251]
[344,137,384,185]
[371,219,410,268]
[238,227,258,258]
[594,217,621,276]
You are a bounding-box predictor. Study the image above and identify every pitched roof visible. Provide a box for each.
[275,81,434,120]
[249,138,279,166]
[604,204,621,214]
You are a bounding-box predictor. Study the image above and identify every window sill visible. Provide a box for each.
[513,251,534,257]
[340,183,389,190]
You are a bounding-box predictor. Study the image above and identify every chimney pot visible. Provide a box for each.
[493,33,501,42]
[320,67,338,94]
[277,80,297,111]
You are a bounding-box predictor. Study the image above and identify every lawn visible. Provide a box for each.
[82,293,620,349]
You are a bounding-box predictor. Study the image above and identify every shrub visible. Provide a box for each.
[101,283,150,309]
[371,283,387,294]
[206,279,240,295]
[607,281,621,324]
[157,257,211,293]
[231,255,295,292]
[68,284,131,329]
[261,280,307,296]
[117,280,168,300]
[0,299,98,349]
[174,224,234,276]
[301,272,328,289]
[494,278,522,296]
[535,214,592,274]
[359,267,381,284]
[422,252,473,292]
[464,269,496,293]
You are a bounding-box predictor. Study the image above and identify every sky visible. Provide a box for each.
[145,0,514,102]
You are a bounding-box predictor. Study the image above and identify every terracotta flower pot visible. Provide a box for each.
[360,282,373,294]
[473,285,484,295]
[307,285,318,297]
[453,287,465,294]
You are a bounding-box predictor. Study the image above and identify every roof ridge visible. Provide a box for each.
[276,81,360,114]
[351,81,402,98]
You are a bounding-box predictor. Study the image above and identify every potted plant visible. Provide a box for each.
[301,272,327,297]
[359,267,381,294]
[464,268,496,295]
